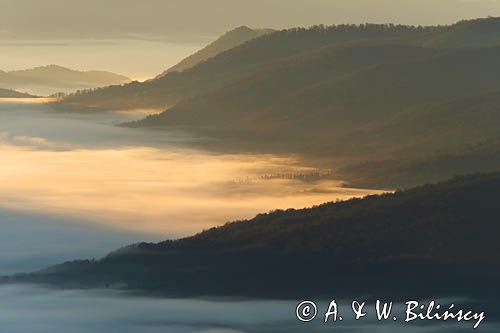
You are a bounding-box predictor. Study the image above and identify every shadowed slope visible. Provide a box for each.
[54,23,437,111]
[15,173,500,299]
[53,18,500,112]
[128,46,500,144]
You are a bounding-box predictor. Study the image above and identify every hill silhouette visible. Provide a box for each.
[124,45,500,186]
[423,17,500,48]
[160,26,274,75]
[0,65,130,96]
[54,23,439,111]
[129,45,500,135]
[54,17,500,188]
[12,173,500,299]
[0,88,36,98]
[55,18,500,111]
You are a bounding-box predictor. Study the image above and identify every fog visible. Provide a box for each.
[0,94,497,333]
[0,102,380,235]
[0,285,496,333]
[0,99,381,275]
[8,100,491,332]
[0,208,155,275]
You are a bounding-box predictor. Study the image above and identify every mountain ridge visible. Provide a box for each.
[160,26,275,75]
[127,45,500,145]
[53,17,500,112]
[53,17,500,188]
[53,22,440,111]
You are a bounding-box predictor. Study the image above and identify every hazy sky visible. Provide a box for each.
[1,0,500,77]
[2,0,500,41]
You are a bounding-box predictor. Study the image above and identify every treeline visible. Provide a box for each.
[279,22,443,35]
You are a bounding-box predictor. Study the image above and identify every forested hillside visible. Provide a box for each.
[53,23,440,111]
[54,17,500,188]
[55,18,500,111]
[129,46,500,138]
[14,173,500,299]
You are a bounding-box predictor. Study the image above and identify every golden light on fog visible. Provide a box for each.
[0,98,56,104]
[0,142,381,236]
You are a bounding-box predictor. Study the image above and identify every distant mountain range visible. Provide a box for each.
[11,173,500,299]
[0,65,130,96]
[53,17,500,188]
[160,26,274,75]
[53,23,435,111]
[55,18,500,111]
[0,88,36,98]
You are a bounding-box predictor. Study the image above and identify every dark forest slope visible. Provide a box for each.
[14,173,500,299]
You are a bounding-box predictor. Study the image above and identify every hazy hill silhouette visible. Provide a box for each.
[338,140,500,189]
[54,23,439,111]
[55,18,500,111]
[13,173,500,299]
[0,65,130,96]
[160,26,274,75]
[54,17,500,188]
[127,46,500,167]
[423,17,500,48]
[128,44,441,132]
[0,88,36,98]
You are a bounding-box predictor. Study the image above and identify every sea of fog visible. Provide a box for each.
[0,99,382,332]
[0,98,382,274]
[0,100,498,332]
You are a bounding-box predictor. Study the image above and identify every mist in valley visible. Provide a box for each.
[0,100,394,332]
[0,284,497,333]
[0,99,381,275]
[2,3,499,330]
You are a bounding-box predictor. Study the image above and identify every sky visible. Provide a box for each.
[1,0,500,41]
[1,0,500,78]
